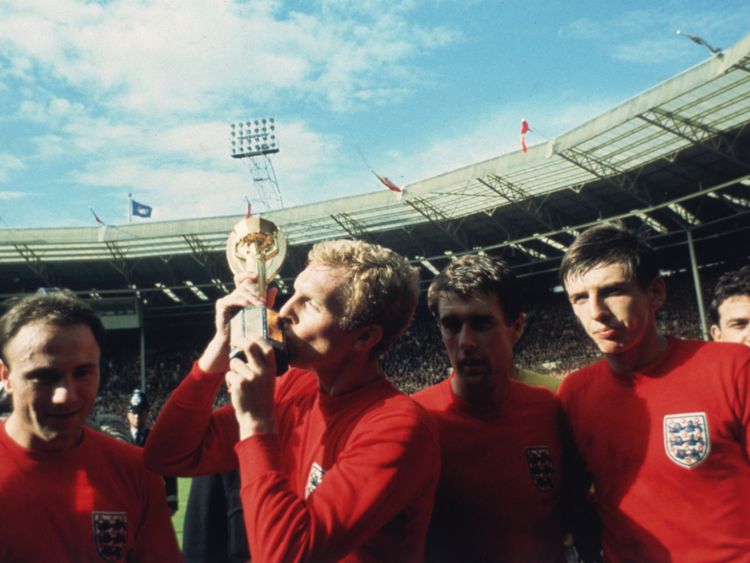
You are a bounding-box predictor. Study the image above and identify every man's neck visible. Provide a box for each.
[316,356,382,397]
[5,413,82,453]
[450,369,510,406]
[607,333,668,375]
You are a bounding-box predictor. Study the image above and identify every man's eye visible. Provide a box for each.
[74,367,95,379]
[471,319,493,331]
[30,372,58,385]
[440,319,460,332]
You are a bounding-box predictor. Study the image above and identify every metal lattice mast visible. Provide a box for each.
[230,117,283,211]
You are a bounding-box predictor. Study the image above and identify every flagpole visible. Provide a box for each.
[128,193,132,224]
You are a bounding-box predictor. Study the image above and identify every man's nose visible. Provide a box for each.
[589,295,609,321]
[278,297,296,323]
[458,324,477,348]
[52,375,76,405]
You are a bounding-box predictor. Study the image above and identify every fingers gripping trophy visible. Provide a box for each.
[226,216,288,373]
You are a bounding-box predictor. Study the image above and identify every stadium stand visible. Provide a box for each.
[86,267,724,422]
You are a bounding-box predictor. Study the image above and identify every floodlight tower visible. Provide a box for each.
[230,117,283,211]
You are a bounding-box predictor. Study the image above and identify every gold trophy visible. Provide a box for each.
[226,215,288,373]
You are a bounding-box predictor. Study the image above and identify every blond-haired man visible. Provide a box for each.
[145,239,440,562]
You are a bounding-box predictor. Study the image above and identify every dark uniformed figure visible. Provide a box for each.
[127,389,179,514]
[183,470,250,563]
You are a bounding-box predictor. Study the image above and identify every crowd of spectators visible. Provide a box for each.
[89,268,719,419]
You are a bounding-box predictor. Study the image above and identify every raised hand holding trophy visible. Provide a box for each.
[226,215,288,374]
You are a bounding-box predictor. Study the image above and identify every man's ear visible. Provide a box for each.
[710,324,722,342]
[648,276,667,312]
[0,360,11,394]
[354,325,383,353]
[510,313,525,345]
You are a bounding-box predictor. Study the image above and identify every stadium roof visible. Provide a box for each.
[1,32,749,315]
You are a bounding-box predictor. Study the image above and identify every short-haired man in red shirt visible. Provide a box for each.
[558,225,750,561]
[413,254,567,562]
[709,264,750,347]
[0,291,181,562]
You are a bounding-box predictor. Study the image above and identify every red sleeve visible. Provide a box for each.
[234,408,440,562]
[733,351,750,458]
[143,361,239,476]
[131,470,183,563]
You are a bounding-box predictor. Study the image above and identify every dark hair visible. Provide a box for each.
[559,224,659,289]
[0,290,105,367]
[427,254,522,324]
[709,265,750,325]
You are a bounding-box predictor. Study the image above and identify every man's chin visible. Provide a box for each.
[456,367,489,381]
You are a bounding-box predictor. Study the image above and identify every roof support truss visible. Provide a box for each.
[478,174,569,232]
[330,212,369,239]
[105,241,134,284]
[558,148,653,206]
[13,243,51,286]
[405,196,469,250]
[638,108,749,169]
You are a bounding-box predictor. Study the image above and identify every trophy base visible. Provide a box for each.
[229,306,288,375]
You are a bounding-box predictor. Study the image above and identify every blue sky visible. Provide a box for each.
[0,0,748,228]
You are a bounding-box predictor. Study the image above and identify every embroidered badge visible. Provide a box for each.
[305,462,325,499]
[92,511,128,562]
[664,412,711,468]
[525,446,555,492]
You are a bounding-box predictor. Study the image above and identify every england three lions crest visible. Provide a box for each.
[92,511,128,561]
[525,446,555,492]
[664,412,711,468]
[305,462,325,499]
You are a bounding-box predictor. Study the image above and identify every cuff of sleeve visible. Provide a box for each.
[234,434,283,481]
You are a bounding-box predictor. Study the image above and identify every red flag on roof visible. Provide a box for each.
[244,197,252,219]
[372,170,402,193]
[520,119,530,153]
[90,207,105,225]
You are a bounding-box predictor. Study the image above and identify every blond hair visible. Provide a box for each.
[308,239,419,355]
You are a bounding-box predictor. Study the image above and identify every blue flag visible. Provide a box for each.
[131,199,153,218]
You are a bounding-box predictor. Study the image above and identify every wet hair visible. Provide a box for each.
[307,239,420,355]
[709,265,750,325]
[559,224,659,290]
[427,254,522,324]
[0,290,105,368]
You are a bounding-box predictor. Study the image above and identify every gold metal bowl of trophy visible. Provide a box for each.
[226,216,288,374]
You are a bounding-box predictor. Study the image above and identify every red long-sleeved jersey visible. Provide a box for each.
[145,362,441,562]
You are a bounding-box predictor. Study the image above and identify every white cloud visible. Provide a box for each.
[0,191,26,200]
[0,1,460,115]
[63,116,351,217]
[0,154,24,183]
